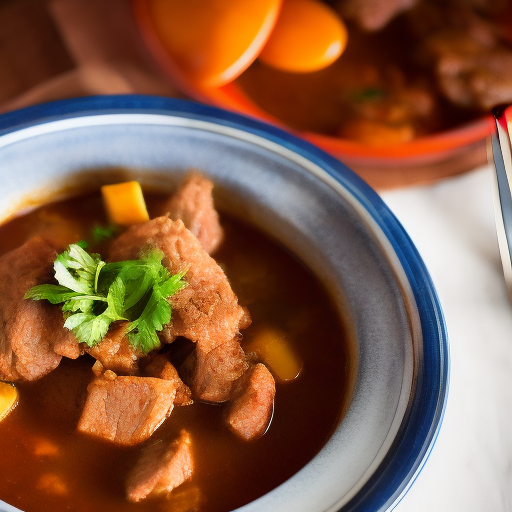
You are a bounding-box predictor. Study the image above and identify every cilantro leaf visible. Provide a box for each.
[125,266,187,353]
[62,297,95,314]
[54,244,102,294]
[25,244,187,353]
[126,287,171,353]
[91,224,118,245]
[64,313,111,346]
[104,276,128,321]
[24,284,81,304]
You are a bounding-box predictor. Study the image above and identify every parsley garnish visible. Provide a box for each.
[25,244,187,354]
[349,87,387,103]
[91,224,118,245]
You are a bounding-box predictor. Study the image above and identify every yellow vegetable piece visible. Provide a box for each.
[101,181,150,226]
[0,381,18,422]
[244,327,303,382]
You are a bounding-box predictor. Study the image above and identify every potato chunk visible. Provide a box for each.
[101,181,149,225]
[0,381,17,422]
[244,327,302,382]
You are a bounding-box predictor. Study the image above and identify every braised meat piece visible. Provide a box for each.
[108,217,247,352]
[226,363,276,441]
[77,375,176,445]
[187,338,249,403]
[52,325,81,360]
[409,1,512,110]
[126,430,194,502]
[144,355,193,406]
[159,175,223,254]
[436,45,512,110]
[0,237,79,382]
[86,323,141,375]
[337,0,418,31]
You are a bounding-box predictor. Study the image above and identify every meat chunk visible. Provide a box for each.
[78,375,176,445]
[126,430,194,502]
[0,237,79,382]
[86,323,141,375]
[53,328,81,360]
[226,363,276,441]
[436,45,512,110]
[337,0,418,31]
[108,217,246,352]
[160,175,223,254]
[408,1,512,110]
[144,355,193,406]
[187,338,249,403]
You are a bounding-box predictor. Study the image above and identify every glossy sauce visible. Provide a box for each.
[236,13,479,138]
[0,192,351,512]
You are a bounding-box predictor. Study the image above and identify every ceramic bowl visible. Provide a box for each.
[0,95,448,512]
[131,0,492,189]
[178,83,492,189]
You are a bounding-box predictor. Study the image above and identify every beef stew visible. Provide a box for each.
[0,177,351,512]
[236,0,512,145]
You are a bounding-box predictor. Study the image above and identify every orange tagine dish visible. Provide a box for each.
[132,0,512,187]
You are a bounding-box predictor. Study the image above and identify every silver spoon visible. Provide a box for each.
[491,105,512,302]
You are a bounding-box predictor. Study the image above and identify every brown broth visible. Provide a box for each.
[0,191,351,512]
[235,12,480,139]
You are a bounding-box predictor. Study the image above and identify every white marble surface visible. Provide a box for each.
[381,166,512,512]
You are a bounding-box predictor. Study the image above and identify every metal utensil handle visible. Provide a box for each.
[491,105,512,302]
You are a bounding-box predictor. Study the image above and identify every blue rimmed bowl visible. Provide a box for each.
[0,95,448,512]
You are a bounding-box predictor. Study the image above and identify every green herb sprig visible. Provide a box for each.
[25,244,187,354]
[90,224,118,246]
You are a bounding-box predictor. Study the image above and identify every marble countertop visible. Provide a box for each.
[382,165,512,511]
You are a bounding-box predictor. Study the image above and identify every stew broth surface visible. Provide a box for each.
[236,16,477,138]
[0,191,350,512]
[235,1,506,142]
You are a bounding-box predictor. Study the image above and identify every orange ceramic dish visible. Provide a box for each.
[137,0,282,89]
[258,0,347,73]
[132,0,493,189]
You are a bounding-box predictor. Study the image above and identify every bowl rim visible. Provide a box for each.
[131,0,492,162]
[0,95,449,512]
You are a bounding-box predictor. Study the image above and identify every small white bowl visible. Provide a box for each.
[0,95,448,512]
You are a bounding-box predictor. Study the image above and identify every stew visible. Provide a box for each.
[236,0,512,145]
[0,176,351,512]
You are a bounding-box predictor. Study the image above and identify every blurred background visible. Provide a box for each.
[0,0,182,112]
[2,0,511,188]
